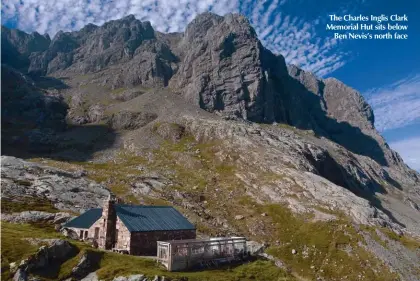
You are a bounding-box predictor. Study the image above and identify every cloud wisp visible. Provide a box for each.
[389,137,420,172]
[1,0,348,77]
[365,74,420,132]
[242,1,348,77]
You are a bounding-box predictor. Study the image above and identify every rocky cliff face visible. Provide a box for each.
[24,15,178,88]
[1,26,50,70]
[1,12,420,281]
[170,13,288,122]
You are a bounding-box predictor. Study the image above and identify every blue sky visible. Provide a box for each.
[2,0,419,171]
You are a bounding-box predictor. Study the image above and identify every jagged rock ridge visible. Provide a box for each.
[2,12,412,172]
[2,12,420,281]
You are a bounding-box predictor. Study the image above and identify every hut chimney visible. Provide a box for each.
[102,193,117,250]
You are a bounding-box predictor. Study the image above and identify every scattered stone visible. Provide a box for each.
[292,249,297,255]
[234,215,244,220]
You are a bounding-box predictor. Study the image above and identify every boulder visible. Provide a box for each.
[61,228,80,240]
[18,239,77,272]
[154,123,185,142]
[71,251,102,279]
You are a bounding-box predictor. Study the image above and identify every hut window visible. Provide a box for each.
[79,230,83,239]
[159,247,168,259]
[94,227,99,239]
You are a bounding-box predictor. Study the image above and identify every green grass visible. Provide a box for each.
[263,204,399,281]
[1,198,60,214]
[1,221,294,281]
[275,123,316,137]
[110,87,126,95]
[381,228,420,250]
[96,254,294,281]
[1,222,62,280]
[26,132,410,281]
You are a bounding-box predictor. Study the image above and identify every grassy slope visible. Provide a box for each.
[1,222,62,280]
[1,197,60,214]
[1,222,294,281]
[23,127,420,281]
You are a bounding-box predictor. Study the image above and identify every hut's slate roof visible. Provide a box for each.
[64,205,195,232]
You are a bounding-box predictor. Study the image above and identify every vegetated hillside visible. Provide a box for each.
[1,12,420,281]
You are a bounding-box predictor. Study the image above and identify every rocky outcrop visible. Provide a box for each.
[13,239,77,281]
[181,116,420,236]
[1,211,73,225]
[170,13,287,122]
[1,156,110,212]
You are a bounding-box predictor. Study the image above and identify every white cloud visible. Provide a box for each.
[245,5,348,77]
[1,0,347,77]
[365,74,420,132]
[389,137,420,172]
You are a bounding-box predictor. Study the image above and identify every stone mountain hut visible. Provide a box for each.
[64,195,196,255]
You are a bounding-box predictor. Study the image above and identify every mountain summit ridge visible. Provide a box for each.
[1,13,420,280]
[1,11,418,187]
